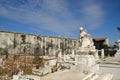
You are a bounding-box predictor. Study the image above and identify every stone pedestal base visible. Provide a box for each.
[115,53,120,58]
[71,55,99,73]
[71,64,99,73]
[90,64,99,73]
[115,50,120,58]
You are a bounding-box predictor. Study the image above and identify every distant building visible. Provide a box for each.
[93,38,109,50]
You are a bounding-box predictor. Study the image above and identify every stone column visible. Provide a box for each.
[72,49,75,56]
[115,40,120,58]
[44,37,46,56]
[58,50,62,62]
[101,49,104,58]
[58,39,60,50]
[95,50,99,60]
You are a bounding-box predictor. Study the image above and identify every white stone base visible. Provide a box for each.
[90,64,99,73]
[115,53,120,58]
[70,55,99,74]
[71,64,99,73]
[75,55,96,66]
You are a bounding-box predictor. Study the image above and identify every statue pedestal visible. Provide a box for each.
[71,55,99,73]
[115,50,120,58]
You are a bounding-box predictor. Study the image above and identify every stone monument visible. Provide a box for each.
[56,27,112,79]
[72,27,99,73]
[115,40,120,58]
[77,27,96,55]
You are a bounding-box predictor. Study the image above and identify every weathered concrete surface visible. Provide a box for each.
[99,57,120,80]
[0,31,76,56]
[0,32,14,54]
[100,64,120,80]
[41,70,93,80]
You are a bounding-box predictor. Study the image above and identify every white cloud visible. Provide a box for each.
[80,0,104,30]
[0,0,104,38]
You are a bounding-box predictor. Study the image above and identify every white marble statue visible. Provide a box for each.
[78,27,95,50]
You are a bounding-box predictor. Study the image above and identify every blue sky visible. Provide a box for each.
[0,0,120,45]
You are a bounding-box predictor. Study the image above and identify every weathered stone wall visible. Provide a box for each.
[0,31,77,56]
